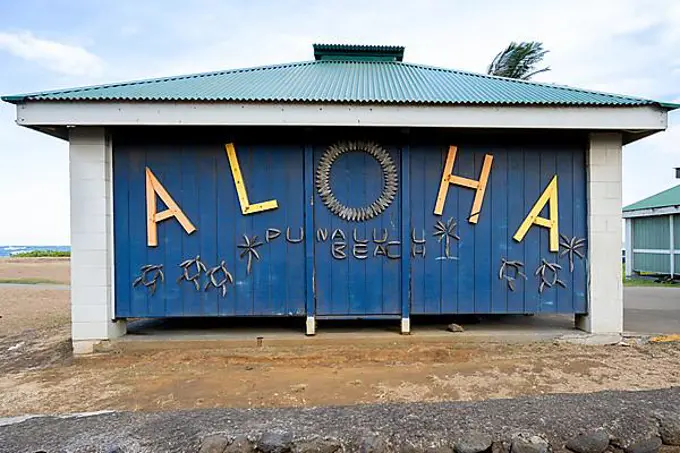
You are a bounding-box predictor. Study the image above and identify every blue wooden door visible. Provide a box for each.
[114,136,307,318]
[408,139,587,314]
[313,140,402,316]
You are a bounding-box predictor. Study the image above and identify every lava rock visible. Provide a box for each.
[294,437,342,453]
[456,432,494,453]
[398,443,453,453]
[360,435,389,453]
[657,412,680,446]
[257,432,293,453]
[511,433,549,453]
[200,435,230,453]
[565,430,610,453]
[225,435,255,453]
[447,323,465,333]
[624,437,662,453]
[492,441,511,453]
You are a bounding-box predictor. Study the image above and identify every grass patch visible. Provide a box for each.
[622,264,679,287]
[0,277,64,285]
[623,278,677,287]
[11,250,70,258]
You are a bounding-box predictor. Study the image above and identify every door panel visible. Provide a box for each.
[313,141,401,316]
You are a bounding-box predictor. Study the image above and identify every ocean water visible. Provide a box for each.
[0,245,71,257]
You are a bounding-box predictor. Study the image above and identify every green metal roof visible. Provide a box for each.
[3,44,679,108]
[624,185,680,212]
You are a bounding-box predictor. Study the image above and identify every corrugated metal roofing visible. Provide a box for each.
[623,184,680,212]
[3,50,679,108]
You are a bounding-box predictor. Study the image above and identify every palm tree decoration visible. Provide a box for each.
[487,41,550,80]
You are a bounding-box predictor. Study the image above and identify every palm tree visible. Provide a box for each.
[487,41,550,80]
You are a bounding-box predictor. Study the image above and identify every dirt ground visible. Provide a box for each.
[1,258,680,418]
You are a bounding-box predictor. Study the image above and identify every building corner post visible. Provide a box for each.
[70,127,126,354]
[576,132,623,335]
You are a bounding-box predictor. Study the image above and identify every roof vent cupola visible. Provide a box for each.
[313,44,405,62]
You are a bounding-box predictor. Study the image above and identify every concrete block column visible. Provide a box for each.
[576,133,623,334]
[69,127,126,353]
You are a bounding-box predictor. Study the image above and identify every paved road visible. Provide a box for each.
[624,286,680,334]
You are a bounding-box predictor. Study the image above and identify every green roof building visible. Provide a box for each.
[623,184,680,278]
[3,43,678,351]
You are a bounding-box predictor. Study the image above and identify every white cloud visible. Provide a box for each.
[0,31,104,77]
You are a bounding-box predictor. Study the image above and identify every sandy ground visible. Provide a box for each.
[1,258,680,418]
[0,257,70,284]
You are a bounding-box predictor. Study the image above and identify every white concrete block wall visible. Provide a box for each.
[576,132,624,334]
[69,127,126,354]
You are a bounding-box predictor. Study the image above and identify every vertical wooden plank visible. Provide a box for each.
[285,144,306,315]
[506,146,526,313]
[400,142,411,322]
[490,148,509,313]
[178,143,202,316]
[199,144,218,316]
[382,144,401,315]
[572,145,588,313]
[251,144,272,315]
[312,143,331,315]
[304,143,315,319]
[364,145,383,315]
[523,148,541,313]
[217,137,237,316]
[539,148,558,313]
[473,148,492,312]
[348,148,367,314]
[113,140,131,318]
[556,147,575,313]
[456,146,476,313]
[127,146,150,317]
[409,143,426,314]
[425,144,447,313]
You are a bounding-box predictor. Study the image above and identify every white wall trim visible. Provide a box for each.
[632,249,672,254]
[623,206,680,218]
[15,102,668,130]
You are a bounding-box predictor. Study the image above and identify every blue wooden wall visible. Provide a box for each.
[114,135,307,317]
[113,129,587,319]
[409,139,587,315]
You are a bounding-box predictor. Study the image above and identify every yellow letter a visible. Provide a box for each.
[146,167,196,247]
[513,175,559,252]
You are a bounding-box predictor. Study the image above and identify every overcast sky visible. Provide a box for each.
[0,0,678,245]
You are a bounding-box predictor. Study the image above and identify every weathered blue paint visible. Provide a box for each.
[114,130,587,319]
[312,137,402,317]
[304,144,315,319]
[114,135,307,317]
[408,138,587,314]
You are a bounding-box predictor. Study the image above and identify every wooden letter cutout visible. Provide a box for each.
[513,175,559,252]
[146,167,196,247]
[434,145,493,223]
[225,143,278,215]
